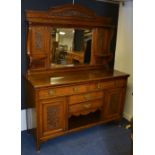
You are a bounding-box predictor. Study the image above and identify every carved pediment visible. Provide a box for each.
[48,4,97,19]
[49,10,94,18]
[26,4,112,27]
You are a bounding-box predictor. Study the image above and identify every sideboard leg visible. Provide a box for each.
[36,140,41,151]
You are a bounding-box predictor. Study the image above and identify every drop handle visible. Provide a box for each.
[48,89,56,95]
[84,94,91,100]
[97,83,102,89]
[83,103,91,108]
[73,87,79,93]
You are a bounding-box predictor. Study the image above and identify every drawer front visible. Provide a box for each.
[38,84,89,99]
[69,91,103,105]
[38,80,118,99]
[89,81,115,91]
[69,99,103,114]
[38,87,70,99]
[115,79,127,87]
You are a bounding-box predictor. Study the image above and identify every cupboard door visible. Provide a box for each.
[91,28,113,64]
[27,26,51,69]
[97,28,110,53]
[93,28,113,54]
[39,97,67,137]
[29,26,51,54]
[104,88,125,120]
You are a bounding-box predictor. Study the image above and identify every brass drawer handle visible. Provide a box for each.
[84,94,91,100]
[73,87,79,93]
[83,103,91,108]
[97,83,102,89]
[48,89,56,95]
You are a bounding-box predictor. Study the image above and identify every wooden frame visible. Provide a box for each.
[26,4,114,72]
[25,4,129,151]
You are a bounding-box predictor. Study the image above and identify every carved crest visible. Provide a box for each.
[48,4,96,19]
[26,4,112,28]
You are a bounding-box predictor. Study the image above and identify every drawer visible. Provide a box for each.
[89,81,115,91]
[69,99,103,114]
[115,79,127,87]
[38,87,70,99]
[69,91,103,104]
[38,84,89,99]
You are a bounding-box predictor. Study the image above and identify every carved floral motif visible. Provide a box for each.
[47,105,60,130]
[49,10,94,19]
[35,31,43,49]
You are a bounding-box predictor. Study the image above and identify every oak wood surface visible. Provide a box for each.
[27,69,129,88]
[25,4,129,151]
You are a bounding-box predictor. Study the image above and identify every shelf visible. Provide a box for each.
[95,53,112,58]
[68,110,102,130]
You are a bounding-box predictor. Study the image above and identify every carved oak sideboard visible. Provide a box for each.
[25,4,129,150]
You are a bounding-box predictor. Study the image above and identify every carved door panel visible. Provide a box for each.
[39,97,67,137]
[94,28,113,54]
[27,26,51,70]
[104,88,125,120]
[29,26,51,54]
[91,28,113,64]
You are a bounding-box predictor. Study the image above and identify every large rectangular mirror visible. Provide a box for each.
[51,28,92,67]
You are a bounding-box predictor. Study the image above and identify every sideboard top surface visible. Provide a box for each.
[26,69,129,88]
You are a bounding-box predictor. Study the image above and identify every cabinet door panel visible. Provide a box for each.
[91,28,113,64]
[104,88,125,119]
[39,98,67,137]
[30,26,51,54]
[93,28,113,54]
[28,26,51,70]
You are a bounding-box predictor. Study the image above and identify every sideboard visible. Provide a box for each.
[25,4,129,150]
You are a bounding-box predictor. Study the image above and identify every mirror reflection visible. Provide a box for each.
[51,28,92,67]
